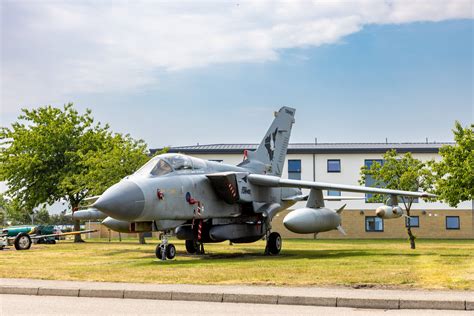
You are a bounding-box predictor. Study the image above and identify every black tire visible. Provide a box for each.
[49,239,56,244]
[185,240,198,254]
[267,232,282,255]
[14,233,32,250]
[155,244,165,259]
[166,244,176,260]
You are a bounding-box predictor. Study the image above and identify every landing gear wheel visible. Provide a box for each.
[14,233,32,250]
[185,240,199,254]
[267,232,282,255]
[166,244,176,259]
[155,244,165,260]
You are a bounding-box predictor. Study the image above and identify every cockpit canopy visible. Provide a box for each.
[133,154,207,177]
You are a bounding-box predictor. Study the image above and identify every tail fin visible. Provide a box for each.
[244,107,295,176]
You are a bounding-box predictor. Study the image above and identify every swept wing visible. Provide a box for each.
[248,174,435,198]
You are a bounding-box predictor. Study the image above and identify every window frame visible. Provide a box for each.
[288,159,302,180]
[327,190,341,196]
[445,216,460,230]
[364,159,384,202]
[365,216,384,232]
[327,159,341,173]
[405,216,420,228]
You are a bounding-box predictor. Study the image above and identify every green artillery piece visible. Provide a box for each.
[0,225,96,250]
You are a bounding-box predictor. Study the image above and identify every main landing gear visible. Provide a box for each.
[155,234,176,260]
[264,232,282,255]
[185,239,205,255]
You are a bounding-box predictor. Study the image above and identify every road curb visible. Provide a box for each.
[337,297,400,309]
[79,288,124,299]
[124,290,171,301]
[0,286,39,296]
[172,291,223,302]
[38,287,79,297]
[223,293,278,304]
[399,299,467,310]
[0,285,472,311]
[277,295,336,307]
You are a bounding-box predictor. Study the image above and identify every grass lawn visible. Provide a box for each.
[0,239,472,290]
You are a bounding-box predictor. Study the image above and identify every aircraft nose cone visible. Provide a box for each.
[93,181,145,221]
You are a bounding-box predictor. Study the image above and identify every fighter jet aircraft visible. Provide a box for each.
[74,107,435,260]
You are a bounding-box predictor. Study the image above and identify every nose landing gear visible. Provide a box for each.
[155,233,176,260]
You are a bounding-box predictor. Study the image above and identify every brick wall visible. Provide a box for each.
[272,209,473,239]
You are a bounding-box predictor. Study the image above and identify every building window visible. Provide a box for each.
[327,159,341,173]
[446,216,460,230]
[288,160,301,180]
[327,190,341,196]
[364,159,384,202]
[405,216,419,228]
[398,196,419,204]
[365,216,384,232]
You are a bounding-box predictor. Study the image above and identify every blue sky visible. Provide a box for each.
[1,1,473,149]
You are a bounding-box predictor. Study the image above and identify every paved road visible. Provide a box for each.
[1,295,472,316]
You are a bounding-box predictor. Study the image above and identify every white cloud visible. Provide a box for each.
[1,0,472,113]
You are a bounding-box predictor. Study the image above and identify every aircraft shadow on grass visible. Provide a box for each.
[138,249,426,266]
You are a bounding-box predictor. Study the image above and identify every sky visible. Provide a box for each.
[1,1,473,150]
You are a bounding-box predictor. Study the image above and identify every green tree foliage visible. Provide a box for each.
[34,206,51,225]
[0,194,30,225]
[431,121,474,207]
[0,194,7,225]
[359,150,434,249]
[0,206,4,226]
[0,103,150,239]
[49,211,74,226]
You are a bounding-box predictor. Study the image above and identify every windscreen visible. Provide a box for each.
[165,154,193,171]
[134,157,173,177]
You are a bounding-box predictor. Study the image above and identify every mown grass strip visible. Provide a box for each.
[1,239,472,290]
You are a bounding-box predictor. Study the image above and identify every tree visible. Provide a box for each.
[34,206,51,225]
[50,210,74,226]
[0,103,150,241]
[0,194,6,226]
[0,194,30,225]
[431,121,474,207]
[359,150,434,249]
